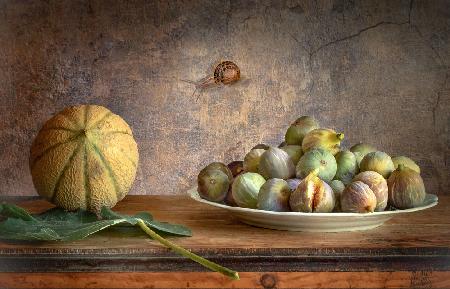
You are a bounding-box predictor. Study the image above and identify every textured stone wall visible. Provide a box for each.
[0,0,448,196]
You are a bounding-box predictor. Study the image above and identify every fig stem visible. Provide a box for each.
[306,168,320,180]
[136,219,240,280]
[336,133,345,141]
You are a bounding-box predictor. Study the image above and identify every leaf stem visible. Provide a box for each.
[136,219,239,280]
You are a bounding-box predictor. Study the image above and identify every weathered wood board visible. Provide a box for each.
[0,195,449,288]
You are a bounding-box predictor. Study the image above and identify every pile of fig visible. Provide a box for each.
[197,116,427,213]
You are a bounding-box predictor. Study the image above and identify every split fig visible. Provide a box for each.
[289,169,335,213]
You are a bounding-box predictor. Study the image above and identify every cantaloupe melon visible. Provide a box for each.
[30,105,139,213]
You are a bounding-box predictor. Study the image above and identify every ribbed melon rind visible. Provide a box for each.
[30,104,139,213]
[53,142,87,211]
[90,111,132,135]
[85,105,112,129]
[83,139,119,213]
[30,130,78,168]
[31,140,80,201]
[63,105,87,129]
[41,113,79,131]
[91,133,139,202]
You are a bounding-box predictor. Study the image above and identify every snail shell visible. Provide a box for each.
[214,61,240,84]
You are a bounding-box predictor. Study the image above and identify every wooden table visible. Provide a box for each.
[0,195,449,289]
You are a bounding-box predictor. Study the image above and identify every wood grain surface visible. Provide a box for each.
[1,195,449,288]
[1,272,450,289]
[0,0,448,198]
[1,195,449,252]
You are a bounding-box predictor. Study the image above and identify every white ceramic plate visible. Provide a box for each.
[188,187,438,232]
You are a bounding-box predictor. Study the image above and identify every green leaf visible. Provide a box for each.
[0,205,191,242]
[0,218,60,241]
[0,203,38,222]
[0,203,237,280]
[100,207,191,237]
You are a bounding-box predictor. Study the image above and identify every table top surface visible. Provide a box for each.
[1,195,449,273]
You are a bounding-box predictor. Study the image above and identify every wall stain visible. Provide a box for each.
[0,0,448,196]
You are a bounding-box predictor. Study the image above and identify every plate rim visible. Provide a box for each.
[187,186,439,217]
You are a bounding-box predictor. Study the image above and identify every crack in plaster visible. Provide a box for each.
[309,20,410,60]
[309,0,414,59]
[411,25,446,67]
[406,0,448,127]
[408,0,414,24]
[432,71,449,126]
[289,0,418,100]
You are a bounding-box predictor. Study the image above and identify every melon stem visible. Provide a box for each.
[80,128,88,138]
[136,219,239,280]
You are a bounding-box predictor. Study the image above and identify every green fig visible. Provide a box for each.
[359,151,395,178]
[330,180,345,195]
[296,148,337,182]
[203,162,233,182]
[243,149,266,173]
[340,181,377,213]
[258,147,296,180]
[257,178,291,212]
[334,150,358,185]
[353,171,388,211]
[289,169,335,213]
[231,172,266,208]
[329,179,345,211]
[392,156,420,174]
[302,128,344,155]
[280,145,303,165]
[387,164,426,209]
[350,143,377,166]
[197,168,230,202]
[284,116,319,145]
